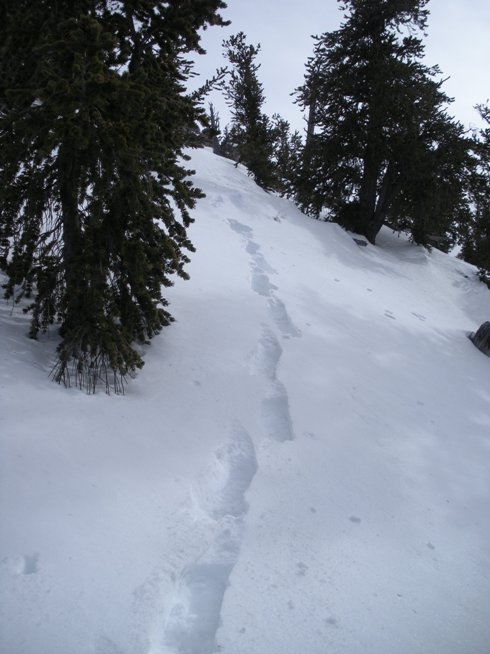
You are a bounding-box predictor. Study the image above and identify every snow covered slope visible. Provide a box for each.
[1,147,490,654]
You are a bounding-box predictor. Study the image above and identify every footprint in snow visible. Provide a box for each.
[251,251,277,275]
[22,553,40,575]
[228,218,252,238]
[251,270,276,297]
[261,381,295,442]
[249,326,282,380]
[210,194,224,207]
[268,297,301,338]
[3,553,40,576]
[192,422,258,521]
[246,240,260,255]
[162,423,258,654]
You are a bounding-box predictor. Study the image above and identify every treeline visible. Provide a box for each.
[205,1,489,271]
[0,0,488,393]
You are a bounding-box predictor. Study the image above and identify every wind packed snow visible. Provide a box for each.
[1,148,490,654]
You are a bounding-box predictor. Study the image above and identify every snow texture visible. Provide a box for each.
[1,148,490,654]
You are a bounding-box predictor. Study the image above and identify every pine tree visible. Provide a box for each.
[295,0,470,245]
[269,115,303,198]
[460,104,490,283]
[0,0,227,393]
[222,32,276,190]
[201,103,223,155]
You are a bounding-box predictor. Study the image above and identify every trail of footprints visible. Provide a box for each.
[229,219,301,340]
[230,218,300,443]
[252,327,295,442]
[162,424,258,654]
[159,217,300,653]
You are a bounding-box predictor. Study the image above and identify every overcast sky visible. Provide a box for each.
[193,0,490,134]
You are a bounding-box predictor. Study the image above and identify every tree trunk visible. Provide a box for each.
[369,161,399,239]
[209,104,222,155]
[357,97,385,243]
[302,89,317,174]
[305,90,317,149]
[358,146,380,243]
[58,143,83,332]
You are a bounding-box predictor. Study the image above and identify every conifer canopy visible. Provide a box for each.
[460,104,490,283]
[222,32,276,191]
[0,0,227,392]
[296,0,471,246]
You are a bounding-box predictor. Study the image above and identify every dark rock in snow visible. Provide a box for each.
[469,322,490,357]
[353,238,368,247]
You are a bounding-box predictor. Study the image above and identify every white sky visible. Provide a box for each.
[193,0,490,133]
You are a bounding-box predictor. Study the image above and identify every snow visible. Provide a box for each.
[1,147,490,654]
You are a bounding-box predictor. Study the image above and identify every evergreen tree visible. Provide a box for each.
[293,61,323,216]
[201,103,223,155]
[218,123,240,162]
[222,32,275,190]
[0,0,227,393]
[269,114,303,198]
[295,0,470,245]
[460,104,490,283]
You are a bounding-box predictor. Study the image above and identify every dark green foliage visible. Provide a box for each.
[460,104,490,283]
[295,0,470,245]
[218,124,240,162]
[222,32,276,190]
[0,0,227,393]
[201,103,223,155]
[269,114,303,198]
